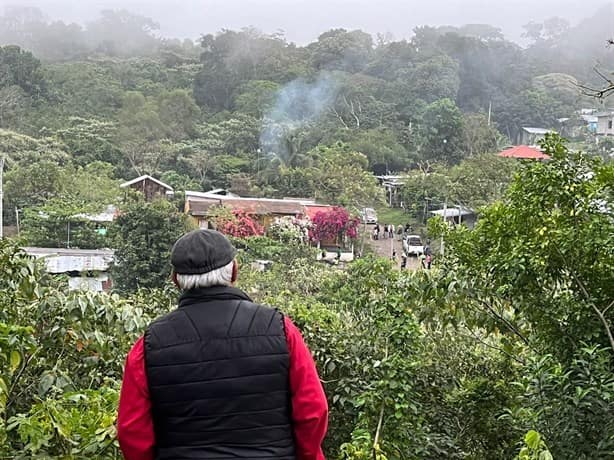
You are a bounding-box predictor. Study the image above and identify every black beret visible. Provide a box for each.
[171,229,237,275]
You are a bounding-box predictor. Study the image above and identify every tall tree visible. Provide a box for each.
[157,89,200,140]
[111,198,191,293]
[419,98,467,165]
[0,45,45,96]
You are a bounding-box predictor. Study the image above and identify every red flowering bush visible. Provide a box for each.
[219,209,264,238]
[309,207,359,245]
[208,206,264,238]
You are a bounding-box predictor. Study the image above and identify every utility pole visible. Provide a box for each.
[487,101,492,126]
[0,153,4,239]
[440,197,447,256]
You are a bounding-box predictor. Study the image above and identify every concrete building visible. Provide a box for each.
[596,110,614,136]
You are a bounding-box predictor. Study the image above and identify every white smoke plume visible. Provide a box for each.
[260,73,339,163]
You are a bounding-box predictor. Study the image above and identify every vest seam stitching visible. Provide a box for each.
[265,309,276,332]
[160,406,291,420]
[154,389,289,405]
[246,303,260,334]
[147,351,288,367]
[161,422,292,434]
[149,371,282,387]
[180,309,202,340]
[227,300,241,336]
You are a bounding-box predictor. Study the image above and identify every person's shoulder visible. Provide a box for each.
[240,299,282,316]
[145,308,184,337]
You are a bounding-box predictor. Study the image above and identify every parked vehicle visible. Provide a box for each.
[403,235,424,256]
[360,207,378,224]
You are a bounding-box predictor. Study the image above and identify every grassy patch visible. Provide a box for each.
[375,206,412,226]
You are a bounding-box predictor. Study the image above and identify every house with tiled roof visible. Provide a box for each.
[184,190,331,229]
[498,145,550,160]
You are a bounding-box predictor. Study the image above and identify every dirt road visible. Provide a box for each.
[359,229,421,270]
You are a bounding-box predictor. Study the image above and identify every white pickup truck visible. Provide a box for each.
[403,235,424,256]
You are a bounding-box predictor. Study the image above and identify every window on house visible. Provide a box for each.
[609,120,613,129]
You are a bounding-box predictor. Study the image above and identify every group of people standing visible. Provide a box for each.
[371,223,396,240]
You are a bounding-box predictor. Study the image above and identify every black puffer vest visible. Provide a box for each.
[144,286,296,460]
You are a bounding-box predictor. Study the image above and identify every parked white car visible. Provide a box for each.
[403,235,424,256]
[360,207,378,224]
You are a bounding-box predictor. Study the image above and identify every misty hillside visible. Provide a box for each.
[0,3,612,222]
[1,4,614,460]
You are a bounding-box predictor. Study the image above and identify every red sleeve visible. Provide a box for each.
[285,316,329,460]
[117,336,155,460]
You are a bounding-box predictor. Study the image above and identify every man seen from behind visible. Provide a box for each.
[117,229,329,460]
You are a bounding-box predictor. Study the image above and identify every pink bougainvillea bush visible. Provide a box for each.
[219,209,265,238]
[309,207,359,245]
[208,205,264,238]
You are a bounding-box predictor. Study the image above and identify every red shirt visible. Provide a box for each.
[117,316,328,460]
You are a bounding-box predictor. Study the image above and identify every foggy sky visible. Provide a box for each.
[0,0,598,44]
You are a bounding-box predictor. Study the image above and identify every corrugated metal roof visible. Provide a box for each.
[216,198,305,215]
[522,127,550,134]
[430,207,475,218]
[23,247,114,273]
[186,195,332,218]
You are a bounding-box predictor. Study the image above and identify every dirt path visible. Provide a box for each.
[359,228,421,270]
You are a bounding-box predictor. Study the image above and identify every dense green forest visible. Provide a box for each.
[0,4,613,459]
[1,4,613,232]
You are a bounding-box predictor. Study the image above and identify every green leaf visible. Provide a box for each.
[9,350,21,373]
[525,430,541,450]
[539,451,553,460]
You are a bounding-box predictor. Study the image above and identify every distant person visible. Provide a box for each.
[117,229,328,460]
[423,239,433,270]
[423,239,432,257]
[396,225,403,241]
[401,252,408,269]
[388,225,394,239]
[382,224,388,239]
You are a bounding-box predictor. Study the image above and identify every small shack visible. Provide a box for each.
[23,247,115,292]
[519,127,550,146]
[120,175,174,202]
[430,206,477,228]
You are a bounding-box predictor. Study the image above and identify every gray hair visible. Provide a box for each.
[175,260,234,290]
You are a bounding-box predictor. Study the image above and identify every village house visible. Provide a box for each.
[120,175,174,202]
[23,247,114,292]
[184,189,331,230]
[595,110,614,136]
[519,127,550,146]
[498,145,550,160]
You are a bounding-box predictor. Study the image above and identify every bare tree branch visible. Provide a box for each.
[576,65,614,99]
